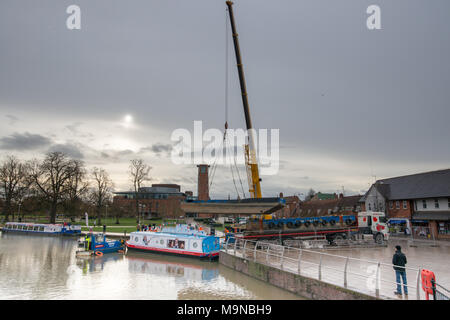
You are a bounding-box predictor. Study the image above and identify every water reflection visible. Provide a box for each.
[127,252,219,282]
[0,233,302,300]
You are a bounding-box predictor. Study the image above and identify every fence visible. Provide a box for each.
[222,237,429,300]
[432,280,450,300]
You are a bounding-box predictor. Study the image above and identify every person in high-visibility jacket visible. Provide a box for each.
[85,235,91,251]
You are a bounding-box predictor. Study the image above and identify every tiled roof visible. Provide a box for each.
[363,169,450,201]
[299,195,362,217]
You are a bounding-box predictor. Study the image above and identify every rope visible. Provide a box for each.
[210,7,248,200]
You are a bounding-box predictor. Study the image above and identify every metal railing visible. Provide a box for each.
[432,280,450,300]
[222,237,430,300]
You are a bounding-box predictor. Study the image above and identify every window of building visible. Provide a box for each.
[389,201,393,209]
[403,201,407,209]
[438,222,449,235]
[448,198,450,209]
[422,200,427,209]
[435,198,439,209]
[414,201,417,211]
[396,201,400,209]
[368,203,371,211]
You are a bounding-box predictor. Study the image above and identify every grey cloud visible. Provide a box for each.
[0,132,52,150]
[140,143,173,156]
[48,143,84,159]
[5,115,19,125]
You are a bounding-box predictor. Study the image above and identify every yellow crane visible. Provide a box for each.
[225,1,262,199]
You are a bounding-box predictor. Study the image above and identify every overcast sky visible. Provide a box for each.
[1,0,449,199]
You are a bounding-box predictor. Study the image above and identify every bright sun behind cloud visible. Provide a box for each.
[124,114,133,123]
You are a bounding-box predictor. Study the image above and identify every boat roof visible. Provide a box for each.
[130,231,215,239]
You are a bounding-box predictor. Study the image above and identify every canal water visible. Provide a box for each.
[0,232,302,300]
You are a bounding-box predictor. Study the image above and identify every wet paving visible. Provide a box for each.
[229,237,450,300]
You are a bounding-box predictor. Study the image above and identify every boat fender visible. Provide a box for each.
[95,251,103,257]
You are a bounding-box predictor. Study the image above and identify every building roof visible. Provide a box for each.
[314,192,337,200]
[299,195,362,217]
[362,169,450,201]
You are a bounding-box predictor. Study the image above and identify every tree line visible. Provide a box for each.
[0,151,151,224]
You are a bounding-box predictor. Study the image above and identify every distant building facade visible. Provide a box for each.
[360,169,450,240]
[113,184,190,219]
[299,194,362,217]
[272,193,301,218]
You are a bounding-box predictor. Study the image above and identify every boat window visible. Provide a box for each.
[160,239,164,245]
[33,226,39,231]
[192,242,198,248]
[39,226,45,232]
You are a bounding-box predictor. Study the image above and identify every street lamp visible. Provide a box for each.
[17,201,22,222]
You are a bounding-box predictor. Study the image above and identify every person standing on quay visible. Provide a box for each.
[393,245,408,296]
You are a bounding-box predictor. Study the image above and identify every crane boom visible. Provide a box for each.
[226,1,262,199]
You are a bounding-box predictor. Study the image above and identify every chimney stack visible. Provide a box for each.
[197,164,210,201]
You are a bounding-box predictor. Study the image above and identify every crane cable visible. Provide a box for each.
[208,8,230,193]
[210,7,248,200]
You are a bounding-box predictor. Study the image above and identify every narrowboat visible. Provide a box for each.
[76,233,125,257]
[2,222,81,236]
[126,224,220,260]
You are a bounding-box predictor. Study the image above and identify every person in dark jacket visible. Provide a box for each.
[393,245,408,295]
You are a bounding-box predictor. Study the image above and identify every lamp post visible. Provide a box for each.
[18,201,22,222]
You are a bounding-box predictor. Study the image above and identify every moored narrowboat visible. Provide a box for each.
[126,224,220,260]
[2,222,81,236]
[76,233,125,257]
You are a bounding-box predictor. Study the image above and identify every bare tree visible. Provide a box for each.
[0,155,31,222]
[304,188,316,202]
[29,152,80,223]
[129,159,151,223]
[90,167,114,226]
[62,159,89,221]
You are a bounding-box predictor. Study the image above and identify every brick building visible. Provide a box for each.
[113,184,189,219]
[298,194,362,217]
[360,169,450,240]
[272,193,301,218]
